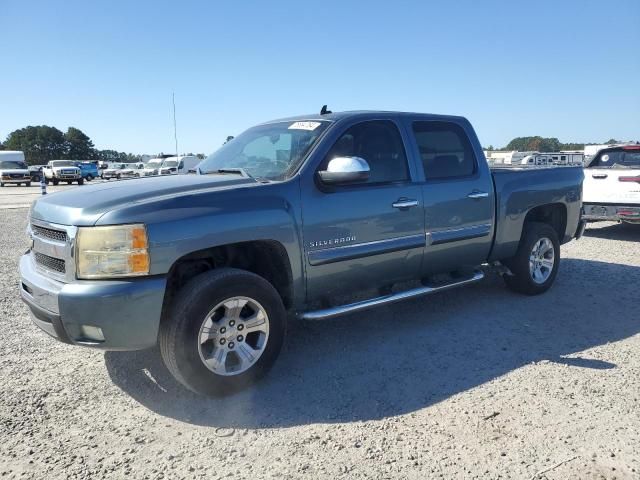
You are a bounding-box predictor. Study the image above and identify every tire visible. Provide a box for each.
[78,178,84,185]
[159,268,286,396]
[86,174,93,181]
[117,174,121,180]
[0,183,3,187]
[26,182,31,187]
[502,222,560,295]
[53,179,59,186]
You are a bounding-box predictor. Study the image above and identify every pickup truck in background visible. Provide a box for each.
[43,160,83,185]
[19,110,584,396]
[582,145,640,224]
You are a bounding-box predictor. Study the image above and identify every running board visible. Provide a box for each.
[300,270,485,321]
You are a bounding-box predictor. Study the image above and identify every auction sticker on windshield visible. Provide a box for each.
[288,121,321,131]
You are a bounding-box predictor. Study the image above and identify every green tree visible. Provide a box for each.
[64,127,95,160]
[4,125,66,164]
[606,138,620,144]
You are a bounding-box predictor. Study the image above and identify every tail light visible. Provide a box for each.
[617,209,640,217]
[619,176,640,183]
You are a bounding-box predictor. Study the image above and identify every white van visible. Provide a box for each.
[158,155,200,175]
[0,151,31,187]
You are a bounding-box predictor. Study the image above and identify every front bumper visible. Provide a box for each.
[1,176,30,183]
[19,253,167,350]
[582,203,640,223]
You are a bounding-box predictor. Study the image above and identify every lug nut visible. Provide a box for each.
[229,320,236,327]
[237,324,244,331]
[220,327,226,334]
[237,335,244,342]
[219,338,226,345]
[228,342,235,349]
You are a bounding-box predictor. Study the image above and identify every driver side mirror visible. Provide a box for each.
[317,156,370,185]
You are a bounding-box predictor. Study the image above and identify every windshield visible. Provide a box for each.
[147,160,162,168]
[163,160,178,167]
[589,149,640,168]
[0,161,27,169]
[51,160,75,167]
[199,120,330,180]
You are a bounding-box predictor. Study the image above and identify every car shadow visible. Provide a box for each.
[105,258,640,428]
[584,222,640,242]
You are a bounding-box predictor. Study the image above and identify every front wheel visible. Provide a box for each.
[25,182,31,187]
[159,268,286,396]
[503,222,560,295]
[78,178,84,185]
[52,179,59,186]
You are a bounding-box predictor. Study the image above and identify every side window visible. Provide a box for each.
[412,121,477,180]
[324,120,409,184]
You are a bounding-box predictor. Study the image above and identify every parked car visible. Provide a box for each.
[137,158,162,177]
[158,155,200,175]
[75,162,100,181]
[19,110,584,396]
[582,145,640,224]
[42,160,83,185]
[102,163,136,180]
[28,165,45,183]
[0,152,31,187]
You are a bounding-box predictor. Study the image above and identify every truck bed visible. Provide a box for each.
[488,165,584,262]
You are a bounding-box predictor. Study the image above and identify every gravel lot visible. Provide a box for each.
[0,207,639,479]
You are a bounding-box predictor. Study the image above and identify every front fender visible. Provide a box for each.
[96,180,305,307]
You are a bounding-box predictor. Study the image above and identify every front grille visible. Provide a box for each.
[34,252,66,274]
[31,224,68,243]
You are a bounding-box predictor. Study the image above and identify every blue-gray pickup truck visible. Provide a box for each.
[19,110,585,395]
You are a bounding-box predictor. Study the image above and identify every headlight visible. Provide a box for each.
[76,224,149,279]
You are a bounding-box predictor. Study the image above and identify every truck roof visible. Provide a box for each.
[262,110,469,125]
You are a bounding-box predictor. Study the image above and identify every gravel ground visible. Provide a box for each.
[1,208,639,479]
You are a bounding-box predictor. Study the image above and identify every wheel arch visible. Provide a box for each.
[523,203,567,243]
[161,240,295,320]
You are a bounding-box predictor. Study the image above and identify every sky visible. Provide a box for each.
[1,0,639,155]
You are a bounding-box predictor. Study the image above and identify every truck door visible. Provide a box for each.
[406,120,495,275]
[301,119,425,300]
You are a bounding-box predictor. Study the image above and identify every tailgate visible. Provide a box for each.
[583,168,640,204]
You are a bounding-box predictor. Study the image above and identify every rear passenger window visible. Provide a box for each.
[324,120,409,184]
[412,122,477,180]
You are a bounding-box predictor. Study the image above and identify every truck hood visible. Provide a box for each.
[31,174,257,226]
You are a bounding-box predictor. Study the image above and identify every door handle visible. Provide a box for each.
[467,191,489,199]
[392,199,419,209]
[591,173,608,179]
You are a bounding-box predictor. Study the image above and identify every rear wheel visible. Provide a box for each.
[503,222,560,295]
[86,174,93,181]
[159,268,286,396]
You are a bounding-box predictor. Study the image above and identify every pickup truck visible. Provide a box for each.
[19,110,584,396]
[582,144,640,224]
[43,160,83,185]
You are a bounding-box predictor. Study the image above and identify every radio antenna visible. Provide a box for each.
[172,92,179,156]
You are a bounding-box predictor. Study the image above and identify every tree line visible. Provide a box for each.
[0,125,200,165]
[486,137,625,152]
